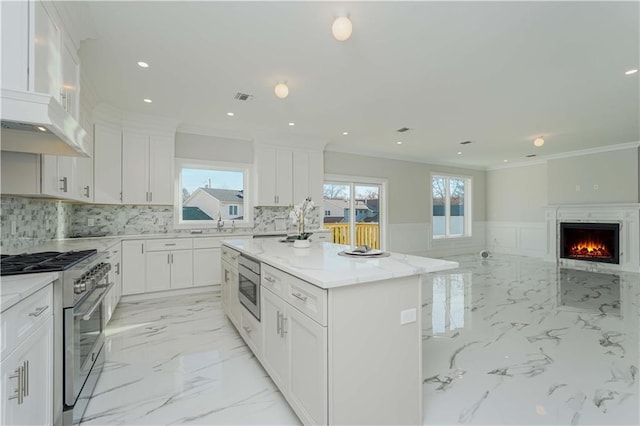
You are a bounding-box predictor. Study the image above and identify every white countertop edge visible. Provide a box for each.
[1,272,59,312]
[222,240,459,289]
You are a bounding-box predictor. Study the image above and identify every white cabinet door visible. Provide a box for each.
[1,1,29,91]
[1,320,53,426]
[193,248,221,287]
[255,147,278,205]
[41,155,76,199]
[292,151,310,204]
[122,131,150,204]
[33,1,61,99]
[146,251,171,292]
[170,250,193,289]
[94,123,122,204]
[121,241,146,295]
[148,135,174,205]
[261,288,289,392]
[275,150,293,206]
[287,307,328,425]
[221,260,232,314]
[228,269,241,328]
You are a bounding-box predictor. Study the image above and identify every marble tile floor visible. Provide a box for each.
[81,254,639,425]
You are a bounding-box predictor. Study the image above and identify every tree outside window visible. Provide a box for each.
[432,175,471,238]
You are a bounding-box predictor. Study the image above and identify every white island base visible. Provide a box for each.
[221,240,458,425]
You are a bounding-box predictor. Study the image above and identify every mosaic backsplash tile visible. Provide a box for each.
[1,197,322,253]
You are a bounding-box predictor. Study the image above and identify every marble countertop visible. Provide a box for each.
[223,239,459,289]
[1,272,59,312]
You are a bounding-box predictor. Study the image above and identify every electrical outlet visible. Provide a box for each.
[575,184,581,192]
[10,221,17,235]
[400,308,417,325]
[88,218,95,226]
[158,218,165,226]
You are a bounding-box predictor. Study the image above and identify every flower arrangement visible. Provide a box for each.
[289,197,315,240]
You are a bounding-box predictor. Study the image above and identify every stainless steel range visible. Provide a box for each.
[1,249,112,425]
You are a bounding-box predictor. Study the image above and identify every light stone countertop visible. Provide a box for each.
[1,272,59,312]
[223,239,459,289]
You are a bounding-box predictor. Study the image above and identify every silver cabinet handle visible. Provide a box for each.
[8,367,21,403]
[171,253,174,264]
[276,310,282,335]
[28,305,49,317]
[84,185,90,198]
[167,254,170,264]
[24,360,28,398]
[265,276,275,283]
[115,262,120,275]
[150,192,153,202]
[281,316,288,337]
[291,292,308,302]
[164,243,176,246]
[59,177,68,192]
[243,326,252,334]
[141,244,144,254]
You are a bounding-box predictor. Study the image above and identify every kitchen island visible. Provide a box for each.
[221,239,458,425]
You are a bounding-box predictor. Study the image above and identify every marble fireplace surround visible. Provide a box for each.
[545,204,640,273]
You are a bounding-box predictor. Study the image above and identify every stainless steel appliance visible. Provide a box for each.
[1,249,111,425]
[238,254,261,320]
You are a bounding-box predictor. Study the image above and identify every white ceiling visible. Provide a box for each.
[75,1,639,169]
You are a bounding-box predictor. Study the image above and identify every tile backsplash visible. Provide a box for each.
[1,196,323,252]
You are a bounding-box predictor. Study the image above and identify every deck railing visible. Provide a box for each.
[323,223,380,249]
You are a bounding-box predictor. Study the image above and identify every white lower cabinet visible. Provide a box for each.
[194,248,221,286]
[145,249,193,291]
[121,240,146,295]
[1,285,54,426]
[261,286,328,425]
[104,243,122,324]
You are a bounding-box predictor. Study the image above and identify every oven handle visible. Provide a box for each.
[74,282,114,321]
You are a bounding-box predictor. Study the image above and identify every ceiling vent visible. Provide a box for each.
[526,154,537,158]
[396,127,411,133]
[234,92,254,101]
[460,140,472,145]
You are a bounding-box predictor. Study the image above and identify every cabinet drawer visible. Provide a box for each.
[221,245,240,264]
[193,237,224,249]
[145,238,192,251]
[1,284,53,361]
[261,264,287,298]
[240,307,262,358]
[286,276,327,326]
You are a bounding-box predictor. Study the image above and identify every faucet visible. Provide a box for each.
[217,218,224,232]
[231,220,235,233]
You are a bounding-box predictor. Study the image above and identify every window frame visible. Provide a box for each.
[174,157,253,229]
[430,172,472,240]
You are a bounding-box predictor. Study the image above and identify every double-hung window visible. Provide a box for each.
[174,158,252,228]
[432,174,472,238]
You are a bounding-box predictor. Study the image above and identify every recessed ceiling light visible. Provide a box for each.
[503,159,508,163]
[397,141,403,145]
[288,122,295,126]
[457,151,462,155]
[137,61,149,68]
[625,69,638,75]
[533,137,545,147]
[275,82,289,99]
[227,112,234,117]
[342,132,349,136]
[37,126,47,132]
[332,16,353,41]
[143,98,152,103]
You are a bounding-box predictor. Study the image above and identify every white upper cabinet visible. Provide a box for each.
[122,131,174,205]
[33,1,61,100]
[60,35,80,119]
[94,122,122,204]
[1,2,30,91]
[255,145,324,206]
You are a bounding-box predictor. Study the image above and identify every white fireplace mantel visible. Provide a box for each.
[544,204,640,273]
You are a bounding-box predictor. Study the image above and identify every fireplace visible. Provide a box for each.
[560,222,620,264]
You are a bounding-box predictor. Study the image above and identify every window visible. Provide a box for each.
[174,158,252,228]
[432,174,471,238]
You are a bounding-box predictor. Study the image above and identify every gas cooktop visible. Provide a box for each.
[0,249,98,276]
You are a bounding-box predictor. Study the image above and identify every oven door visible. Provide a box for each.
[238,264,260,321]
[64,281,113,407]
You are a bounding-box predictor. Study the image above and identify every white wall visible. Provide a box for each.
[175,132,253,164]
[324,151,487,256]
[547,147,639,204]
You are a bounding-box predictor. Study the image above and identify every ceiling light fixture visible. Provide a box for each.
[332,15,353,41]
[533,137,545,147]
[137,61,149,68]
[457,151,462,155]
[143,98,152,103]
[625,69,638,75]
[397,141,403,145]
[37,126,47,132]
[289,122,295,126]
[503,159,508,163]
[342,132,349,136]
[227,112,234,117]
[274,82,289,99]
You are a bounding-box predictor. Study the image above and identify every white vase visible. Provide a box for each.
[293,239,311,248]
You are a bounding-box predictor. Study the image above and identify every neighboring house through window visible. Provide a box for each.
[174,158,252,228]
[432,174,472,238]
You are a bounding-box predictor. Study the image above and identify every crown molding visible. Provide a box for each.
[177,124,252,141]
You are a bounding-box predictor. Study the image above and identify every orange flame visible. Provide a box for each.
[568,238,611,258]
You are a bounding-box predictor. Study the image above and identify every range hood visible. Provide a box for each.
[1,89,90,157]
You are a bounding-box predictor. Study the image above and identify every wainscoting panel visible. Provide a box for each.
[487,222,547,258]
[389,222,487,258]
